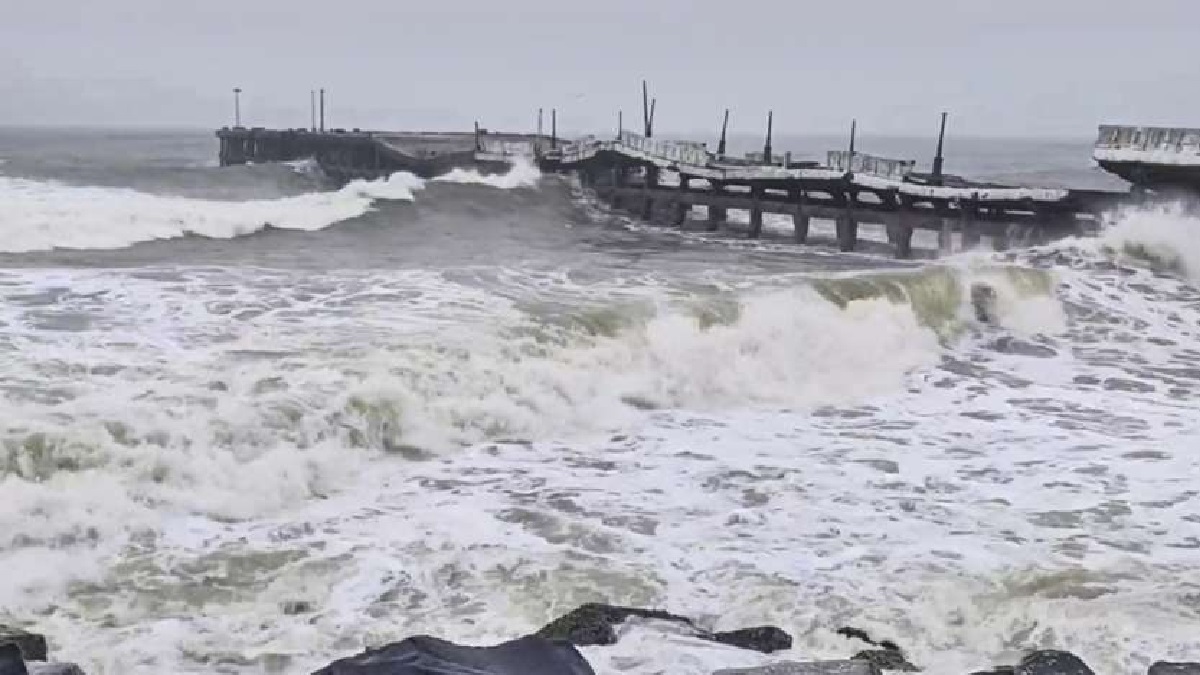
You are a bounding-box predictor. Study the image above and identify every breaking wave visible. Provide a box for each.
[1095,202,1200,279]
[0,158,544,253]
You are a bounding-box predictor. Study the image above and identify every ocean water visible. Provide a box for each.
[0,128,1197,675]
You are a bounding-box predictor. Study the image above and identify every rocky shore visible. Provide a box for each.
[3,604,1198,675]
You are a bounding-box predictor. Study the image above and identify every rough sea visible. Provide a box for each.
[0,128,1197,675]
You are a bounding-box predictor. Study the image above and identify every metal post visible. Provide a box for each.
[642,80,650,137]
[764,110,773,164]
[718,109,729,156]
[551,108,557,149]
[932,111,948,185]
[474,120,481,151]
[617,110,622,139]
[648,98,656,138]
[538,108,543,137]
[233,88,242,127]
[319,88,326,132]
[310,90,316,132]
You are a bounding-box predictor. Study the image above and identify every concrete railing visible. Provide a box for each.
[617,131,711,167]
[1094,125,1200,166]
[826,151,916,179]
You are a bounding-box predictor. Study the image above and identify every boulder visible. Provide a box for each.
[535,603,792,655]
[26,665,85,675]
[714,661,881,675]
[0,644,27,675]
[311,635,594,675]
[0,629,47,662]
[1149,664,1200,675]
[712,627,793,654]
[1015,651,1095,675]
[851,650,919,672]
[535,603,694,647]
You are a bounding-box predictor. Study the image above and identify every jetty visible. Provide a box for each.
[213,87,1165,258]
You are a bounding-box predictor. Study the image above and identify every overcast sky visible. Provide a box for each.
[2,0,1197,138]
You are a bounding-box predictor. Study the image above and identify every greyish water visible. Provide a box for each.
[0,128,1197,675]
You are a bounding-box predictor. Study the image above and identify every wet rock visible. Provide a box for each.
[281,600,315,615]
[714,661,881,675]
[1015,650,1095,675]
[313,635,594,675]
[535,603,696,647]
[968,668,1014,675]
[0,644,27,675]
[711,626,793,654]
[535,603,792,654]
[851,650,919,672]
[26,664,85,675]
[0,629,46,662]
[1149,664,1200,675]
[971,283,999,324]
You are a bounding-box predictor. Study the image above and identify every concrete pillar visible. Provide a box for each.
[836,191,858,252]
[672,176,691,227]
[641,167,658,221]
[748,185,764,238]
[937,217,953,253]
[887,216,915,259]
[836,215,858,252]
[708,182,726,231]
[960,199,981,250]
[793,207,810,243]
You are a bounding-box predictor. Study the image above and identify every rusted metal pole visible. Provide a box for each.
[551,108,557,149]
[764,110,773,164]
[642,81,650,137]
[648,98,656,138]
[718,109,729,156]
[933,111,948,184]
[319,88,325,132]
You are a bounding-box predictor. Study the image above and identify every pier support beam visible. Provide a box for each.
[672,177,691,227]
[641,166,659,221]
[748,185,764,238]
[790,189,809,243]
[960,199,981,250]
[708,182,726,230]
[886,195,913,259]
[836,190,858,252]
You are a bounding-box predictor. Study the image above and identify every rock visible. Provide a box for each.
[1015,651,1095,675]
[851,650,920,672]
[0,629,47,662]
[712,627,793,654]
[968,668,1014,675]
[1149,664,1200,675]
[535,603,695,647]
[312,635,594,675]
[971,283,999,324]
[27,664,86,675]
[714,661,881,675]
[535,603,793,655]
[835,627,901,653]
[281,600,315,615]
[0,644,27,675]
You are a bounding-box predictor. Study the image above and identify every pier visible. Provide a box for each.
[213,89,1168,258]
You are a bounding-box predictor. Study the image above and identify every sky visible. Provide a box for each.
[2,0,1198,138]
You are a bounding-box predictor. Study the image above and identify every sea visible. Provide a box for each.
[0,127,1197,675]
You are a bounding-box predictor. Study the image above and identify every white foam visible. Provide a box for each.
[432,156,542,189]
[0,172,425,252]
[1096,202,1200,279]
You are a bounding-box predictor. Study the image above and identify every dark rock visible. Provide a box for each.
[1015,650,1095,675]
[967,668,1014,675]
[312,635,594,675]
[715,661,881,675]
[971,283,999,324]
[534,603,694,647]
[712,626,793,654]
[852,650,920,672]
[836,627,901,653]
[281,600,315,615]
[0,644,28,675]
[1149,663,1200,675]
[27,664,86,675]
[535,603,793,655]
[0,630,46,663]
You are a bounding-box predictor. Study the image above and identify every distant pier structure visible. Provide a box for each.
[1093,125,1200,193]
[216,89,1148,258]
